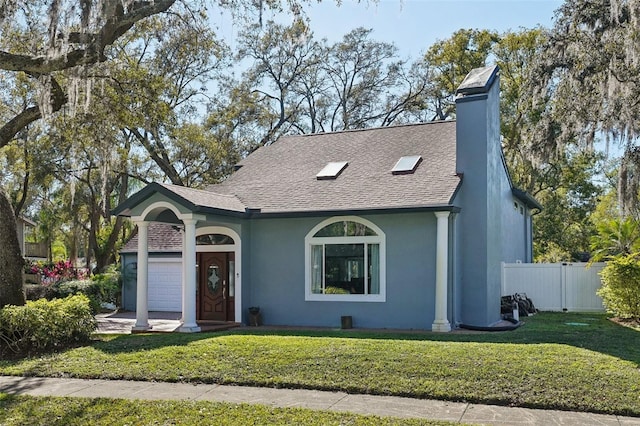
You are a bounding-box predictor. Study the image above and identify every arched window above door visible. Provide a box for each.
[196,234,235,245]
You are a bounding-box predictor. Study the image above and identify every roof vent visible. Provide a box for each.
[392,155,422,175]
[317,161,348,180]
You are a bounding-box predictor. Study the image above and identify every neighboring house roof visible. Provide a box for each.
[121,222,182,253]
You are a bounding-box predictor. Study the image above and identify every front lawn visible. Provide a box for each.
[0,394,451,426]
[1,312,638,416]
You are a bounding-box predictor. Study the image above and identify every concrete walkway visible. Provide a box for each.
[95,311,183,333]
[0,376,637,425]
[95,311,239,333]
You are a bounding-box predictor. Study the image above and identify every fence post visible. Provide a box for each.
[561,263,567,311]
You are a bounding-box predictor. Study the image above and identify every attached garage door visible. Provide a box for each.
[148,259,182,312]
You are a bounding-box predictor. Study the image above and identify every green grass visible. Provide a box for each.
[1,312,639,416]
[0,394,453,425]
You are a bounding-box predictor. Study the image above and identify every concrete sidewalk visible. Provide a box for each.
[0,376,637,425]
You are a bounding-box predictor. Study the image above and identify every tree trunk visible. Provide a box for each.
[0,190,26,308]
[69,224,78,266]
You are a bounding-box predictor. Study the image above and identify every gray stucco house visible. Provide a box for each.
[114,65,541,332]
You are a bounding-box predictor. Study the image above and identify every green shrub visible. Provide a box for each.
[598,254,640,319]
[25,265,121,313]
[24,283,58,301]
[91,265,121,307]
[57,280,101,313]
[0,294,96,358]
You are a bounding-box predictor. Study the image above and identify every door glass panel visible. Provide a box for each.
[228,261,235,297]
[195,263,199,294]
[207,265,220,294]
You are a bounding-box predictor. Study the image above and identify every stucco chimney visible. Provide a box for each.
[454,65,503,327]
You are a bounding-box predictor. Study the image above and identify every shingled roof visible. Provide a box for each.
[209,121,460,215]
[114,121,462,218]
[158,184,246,213]
[121,222,182,253]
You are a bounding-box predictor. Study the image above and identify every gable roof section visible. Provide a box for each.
[162,184,246,213]
[211,121,461,215]
[112,182,246,218]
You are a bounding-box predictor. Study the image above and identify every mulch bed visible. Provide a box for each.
[610,317,640,330]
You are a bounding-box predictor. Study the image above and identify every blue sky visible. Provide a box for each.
[291,0,561,58]
[214,1,564,59]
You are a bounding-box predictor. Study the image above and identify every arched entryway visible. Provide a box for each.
[130,201,241,333]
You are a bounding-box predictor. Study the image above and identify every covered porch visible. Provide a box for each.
[113,183,246,333]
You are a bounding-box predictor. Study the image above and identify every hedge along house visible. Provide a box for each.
[113,65,541,333]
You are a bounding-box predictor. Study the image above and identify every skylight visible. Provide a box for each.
[392,155,422,175]
[317,161,348,180]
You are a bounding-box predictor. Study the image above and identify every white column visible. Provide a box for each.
[432,211,451,332]
[179,218,200,332]
[132,221,151,331]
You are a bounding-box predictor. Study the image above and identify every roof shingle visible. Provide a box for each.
[121,222,182,253]
[209,121,460,214]
[157,184,246,213]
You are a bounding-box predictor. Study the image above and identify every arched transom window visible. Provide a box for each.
[196,234,235,245]
[305,217,386,302]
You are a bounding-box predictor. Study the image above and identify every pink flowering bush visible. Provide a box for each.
[23,261,120,314]
[24,260,89,285]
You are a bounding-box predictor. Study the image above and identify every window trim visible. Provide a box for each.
[304,216,386,302]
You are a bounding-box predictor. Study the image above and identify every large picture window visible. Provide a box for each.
[305,217,385,302]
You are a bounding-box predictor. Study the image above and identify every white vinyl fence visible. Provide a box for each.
[501,262,606,312]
